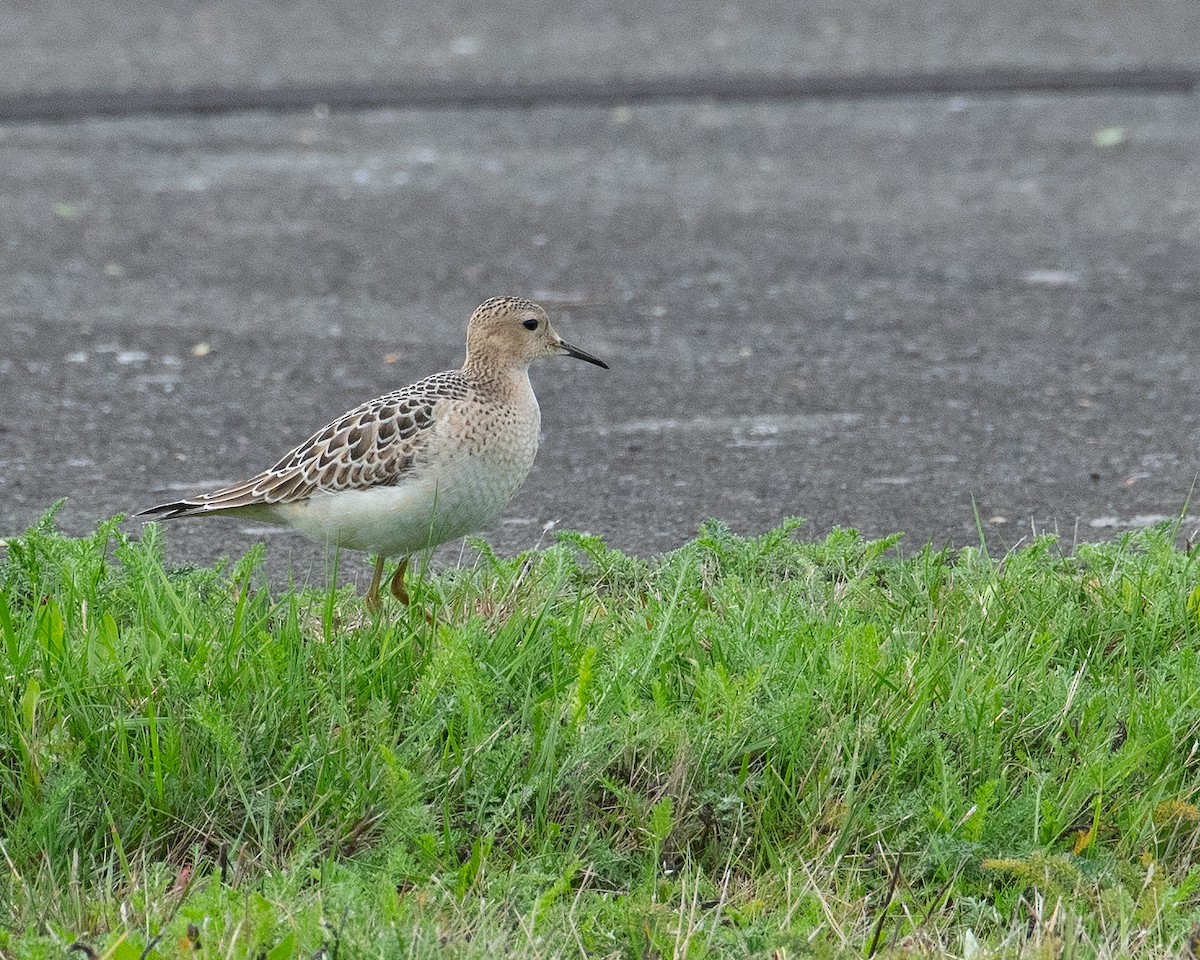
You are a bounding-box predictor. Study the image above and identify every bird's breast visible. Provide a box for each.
[440,394,539,480]
[415,393,541,534]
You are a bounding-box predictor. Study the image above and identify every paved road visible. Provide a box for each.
[1,4,1198,588]
[4,1,1196,98]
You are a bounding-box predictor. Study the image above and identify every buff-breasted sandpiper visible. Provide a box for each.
[139,296,608,611]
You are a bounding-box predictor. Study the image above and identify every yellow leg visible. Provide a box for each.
[389,557,411,606]
[365,556,386,614]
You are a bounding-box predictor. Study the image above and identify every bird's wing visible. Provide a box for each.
[139,371,471,518]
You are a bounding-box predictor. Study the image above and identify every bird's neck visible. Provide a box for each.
[461,357,534,402]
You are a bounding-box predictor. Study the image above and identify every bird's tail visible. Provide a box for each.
[136,499,217,521]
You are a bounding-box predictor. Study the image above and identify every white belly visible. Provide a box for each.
[272,406,540,556]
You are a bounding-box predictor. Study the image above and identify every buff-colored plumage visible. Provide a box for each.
[139,297,607,610]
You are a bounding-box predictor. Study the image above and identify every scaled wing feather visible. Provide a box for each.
[140,372,471,517]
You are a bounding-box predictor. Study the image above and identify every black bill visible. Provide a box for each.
[561,340,609,369]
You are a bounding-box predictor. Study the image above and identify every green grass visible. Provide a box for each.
[3,509,1200,958]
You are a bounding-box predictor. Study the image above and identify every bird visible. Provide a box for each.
[138,296,608,612]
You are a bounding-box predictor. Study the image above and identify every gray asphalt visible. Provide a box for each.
[5,1,1197,96]
[2,4,1198,589]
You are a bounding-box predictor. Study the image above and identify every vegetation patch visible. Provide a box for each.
[2,509,1200,957]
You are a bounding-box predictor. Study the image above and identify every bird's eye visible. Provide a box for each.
[523,318,539,330]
